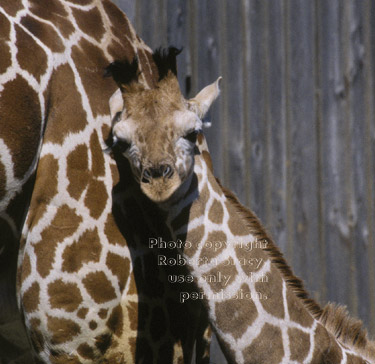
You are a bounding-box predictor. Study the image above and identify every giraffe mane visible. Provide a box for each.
[320,303,375,361]
[217,179,375,361]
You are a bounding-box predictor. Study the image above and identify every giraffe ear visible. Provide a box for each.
[109,88,124,123]
[188,77,222,119]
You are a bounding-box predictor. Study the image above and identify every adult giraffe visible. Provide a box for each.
[107,49,375,364]
[0,1,208,363]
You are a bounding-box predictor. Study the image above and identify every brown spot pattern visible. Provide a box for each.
[27,154,59,228]
[22,281,40,313]
[346,354,367,363]
[208,199,224,224]
[66,0,92,4]
[288,328,311,362]
[77,307,88,319]
[71,38,114,117]
[82,271,117,304]
[103,1,134,52]
[20,253,31,284]
[226,200,248,236]
[311,324,343,364]
[66,144,89,200]
[202,150,214,172]
[77,343,95,360]
[242,323,284,363]
[256,266,284,319]
[29,0,74,38]
[73,7,104,41]
[62,228,101,273]
[34,205,82,278]
[89,320,97,330]
[0,0,23,16]
[106,305,123,337]
[84,179,108,218]
[48,279,83,312]
[183,225,205,257]
[127,301,140,331]
[215,284,257,339]
[234,244,265,276]
[47,316,81,344]
[0,13,11,74]
[207,168,223,196]
[105,213,127,246]
[20,16,64,52]
[106,252,130,291]
[0,76,41,179]
[15,25,48,81]
[287,289,314,327]
[49,353,81,364]
[203,262,237,293]
[0,41,12,74]
[43,64,87,144]
[95,333,112,354]
[199,230,227,264]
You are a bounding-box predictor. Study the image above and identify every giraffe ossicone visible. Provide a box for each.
[108,48,375,364]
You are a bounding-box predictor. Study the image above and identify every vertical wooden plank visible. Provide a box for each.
[344,0,371,324]
[265,0,288,254]
[363,0,375,335]
[133,0,167,49]
[166,0,189,95]
[246,0,268,221]
[318,0,355,308]
[314,0,328,304]
[195,1,224,178]
[218,1,246,201]
[285,0,322,297]
[187,0,198,98]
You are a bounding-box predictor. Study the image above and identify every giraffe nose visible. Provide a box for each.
[142,164,174,182]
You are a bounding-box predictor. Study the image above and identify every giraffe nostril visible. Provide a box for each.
[142,169,152,183]
[162,165,173,178]
[142,165,173,182]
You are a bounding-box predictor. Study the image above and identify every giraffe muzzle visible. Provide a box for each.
[142,164,174,183]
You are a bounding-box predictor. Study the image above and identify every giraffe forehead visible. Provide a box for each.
[115,109,199,142]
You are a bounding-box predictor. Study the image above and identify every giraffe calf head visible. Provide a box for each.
[106,48,221,203]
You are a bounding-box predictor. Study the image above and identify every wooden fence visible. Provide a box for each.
[114,0,375,347]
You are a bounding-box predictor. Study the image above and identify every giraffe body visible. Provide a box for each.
[108,49,375,364]
[1,2,207,363]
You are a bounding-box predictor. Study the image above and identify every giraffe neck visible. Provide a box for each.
[156,142,372,364]
[2,1,206,363]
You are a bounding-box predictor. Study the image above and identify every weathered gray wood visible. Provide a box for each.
[265,0,288,255]
[245,0,268,222]
[319,0,356,309]
[345,0,370,325]
[363,0,375,336]
[196,1,224,178]
[114,0,375,344]
[286,0,323,300]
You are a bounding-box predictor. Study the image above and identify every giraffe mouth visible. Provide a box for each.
[140,173,181,203]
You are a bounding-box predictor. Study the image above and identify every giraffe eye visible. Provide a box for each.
[115,139,131,153]
[183,129,201,144]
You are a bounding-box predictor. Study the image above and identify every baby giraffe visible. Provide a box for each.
[106,48,375,364]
